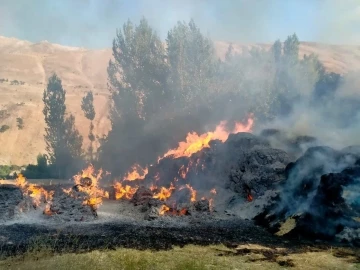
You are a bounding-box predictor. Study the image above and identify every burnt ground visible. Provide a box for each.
[0,212,355,259]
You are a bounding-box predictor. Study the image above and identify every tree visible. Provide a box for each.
[283,33,299,62]
[81,91,96,162]
[100,18,171,176]
[166,19,217,109]
[108,17,169,122]
[271,39,282,64]
[43,74,83,178]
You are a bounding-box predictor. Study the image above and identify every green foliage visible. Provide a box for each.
[0,125,10,133]
[16,117,24,129]
[108,17,170,122]
[81,91,96,162]
[43,74,83,178]
[22,154,51,179]
[167,19,217,108]
[81,91,95,121]
[0,165,21,178]
[10,80,25,85]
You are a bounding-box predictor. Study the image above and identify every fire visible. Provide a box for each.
[210,188,217,195]
[27,184,53,207]
[187,184,196,202]
[15,173,27,188]
[161,117,253,159]
[159,204,170,215]
[247,194,253,202]
[72,165,109,208]
[149,183,157,191]
[43,203,52,215]
[113,182,138,200]
[178,165,189,179]
[153,183,175,201]
[209,198,214,212]
[123,164,148,181]
[15,174,53,208]
[158,204,189,216]
[62,187,72,195]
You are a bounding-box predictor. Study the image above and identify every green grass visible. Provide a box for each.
[1,244,359,270]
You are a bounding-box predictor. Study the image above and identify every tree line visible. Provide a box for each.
[16,18,359,179]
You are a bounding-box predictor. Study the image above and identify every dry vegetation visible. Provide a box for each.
[1,35,360,165]
[1,244,359,270]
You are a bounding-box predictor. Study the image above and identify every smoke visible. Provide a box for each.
[1,0,360,48]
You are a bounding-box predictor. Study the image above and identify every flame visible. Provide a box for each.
[154,172,160,182]
[209,198,214,212]
[15,173,27,188]
[158,204,189,216]
[160,117,253,159]
[43,203,53,216]
[187,184,197,202]
[153,183,175,201]
[178,165,189,179]
[149,183,158,191]
[72,165,109,208]
[62,187,72,195]
[15,174,53,208]
[113,182,138,200]
[159,204,170,215]
[210,188,217,195]
[247,194,253,202]
[123,164,148,181]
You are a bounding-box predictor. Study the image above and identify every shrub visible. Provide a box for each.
[0,125,10,133]
[17,118,24,129]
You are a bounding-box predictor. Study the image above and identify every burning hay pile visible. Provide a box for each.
[0,117,359,247]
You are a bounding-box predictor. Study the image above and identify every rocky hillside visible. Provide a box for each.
[0,35,360,165]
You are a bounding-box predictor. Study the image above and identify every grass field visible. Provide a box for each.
[1,244,359,270]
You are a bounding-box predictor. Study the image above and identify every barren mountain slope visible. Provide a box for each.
[0,36,359,165]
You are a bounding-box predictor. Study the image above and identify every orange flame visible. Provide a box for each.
[72,165,109,209]
[15,174,53,208]
[161,117,253,159]
[159,204,170,215]
[187,184,196,202]
[113,182,138,200]
[153,183,175,201]
[149,183,158,192]
[43,203,53,216]
[123,164,148,181]
[178,165,189,179]
[15,173,27,188]
[247,194,253,202]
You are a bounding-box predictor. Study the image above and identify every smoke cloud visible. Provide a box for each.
[1,0,359,48]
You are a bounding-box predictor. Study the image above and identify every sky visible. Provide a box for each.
[0,0,359,49]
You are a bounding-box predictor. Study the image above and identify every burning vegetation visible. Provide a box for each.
[15,173,53,209]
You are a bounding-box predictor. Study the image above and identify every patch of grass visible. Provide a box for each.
[1,244,359,270]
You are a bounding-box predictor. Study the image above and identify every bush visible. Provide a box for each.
[0,165,21,179]
[0,125,10,133]
[22,154,52,179]
[17,118,24,129]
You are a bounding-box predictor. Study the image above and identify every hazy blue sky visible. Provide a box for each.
[0,0,359,48]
